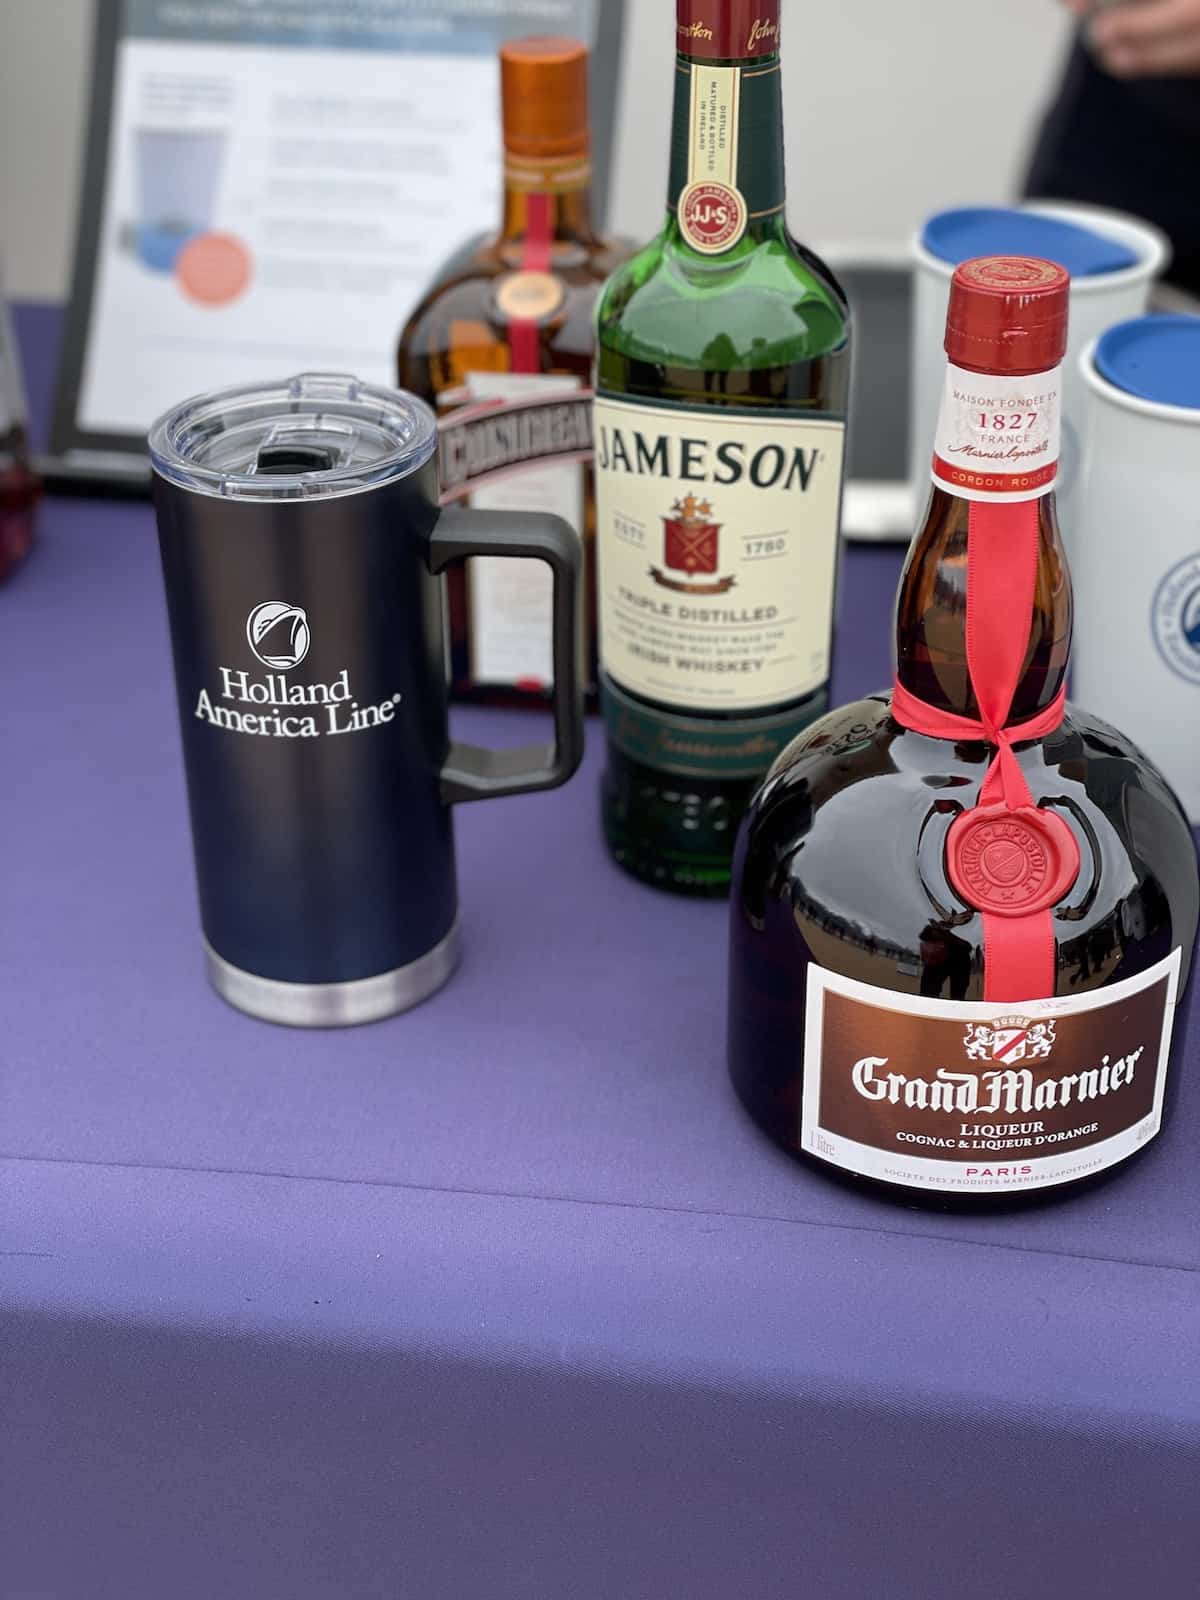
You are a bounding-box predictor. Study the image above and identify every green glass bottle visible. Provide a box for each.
[593,0,852,895]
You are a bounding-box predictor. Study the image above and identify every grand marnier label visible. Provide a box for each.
[594,397,845,714]
[801,950,1181,1194]
[932,361,1062,504]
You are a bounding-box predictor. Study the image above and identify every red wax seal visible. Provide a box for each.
[946,803,1080,917]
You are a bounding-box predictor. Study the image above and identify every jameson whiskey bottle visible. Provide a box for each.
[397,36,628,706]
[728,257,1198,1210]
[593,0,850,895]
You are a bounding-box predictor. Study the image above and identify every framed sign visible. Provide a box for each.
[48,0,623,488]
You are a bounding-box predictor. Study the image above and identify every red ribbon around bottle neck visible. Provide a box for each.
[891,497,1072,1002]
[508,191,553,374]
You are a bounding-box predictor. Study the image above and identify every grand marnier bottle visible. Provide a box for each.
[728,256,1198,1208]
[593,0,851,895]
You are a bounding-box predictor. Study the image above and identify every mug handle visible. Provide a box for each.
[425,506,585,804]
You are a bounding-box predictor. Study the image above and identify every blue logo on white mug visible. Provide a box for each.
[1151,552,1200,686]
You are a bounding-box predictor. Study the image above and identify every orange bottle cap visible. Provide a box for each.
[500,36,590,160]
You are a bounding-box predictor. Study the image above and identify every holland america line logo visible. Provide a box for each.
[195,602,402,740]
[650,494,736,596]
[246,601,310,670]
[1151,551,1200,686]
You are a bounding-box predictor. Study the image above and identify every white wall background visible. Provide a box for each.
[0,0,1073,301]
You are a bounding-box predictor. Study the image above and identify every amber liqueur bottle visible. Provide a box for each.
[396,36,628,706]
[728,256,1198,1209]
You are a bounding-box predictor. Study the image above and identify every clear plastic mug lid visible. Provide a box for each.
[148,373,438,500]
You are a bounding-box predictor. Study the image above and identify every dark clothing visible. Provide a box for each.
[1025,36,1200,297]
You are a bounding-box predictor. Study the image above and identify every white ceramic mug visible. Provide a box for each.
[1074,318,1200,824]
[909,203,1168,551]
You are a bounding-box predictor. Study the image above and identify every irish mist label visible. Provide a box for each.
[594,396,845,714]
[800,950,1181,1194]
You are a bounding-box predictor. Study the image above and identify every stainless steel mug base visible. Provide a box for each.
[204,922,461,1027]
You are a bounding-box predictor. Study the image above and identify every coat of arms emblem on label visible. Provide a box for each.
[963,1015,1057,1064]
[650,494,736,595]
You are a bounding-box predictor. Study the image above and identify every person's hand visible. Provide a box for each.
[1062,0,1200,76]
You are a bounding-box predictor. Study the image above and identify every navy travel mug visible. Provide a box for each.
[149,374,583,1025]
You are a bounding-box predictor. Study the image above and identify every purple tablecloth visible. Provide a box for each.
[3,306,1198,1599]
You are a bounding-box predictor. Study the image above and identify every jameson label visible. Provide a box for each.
[594,395,845,714]
[675,2,781,61]
[601,675,819,779]
[678,63,747,253]
[668,53,783,251]
[801,950,1182,1194]
[932,361,1062,504]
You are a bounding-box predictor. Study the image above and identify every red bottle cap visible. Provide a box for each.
[944,256,1070,374]
[676,1,781,60]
